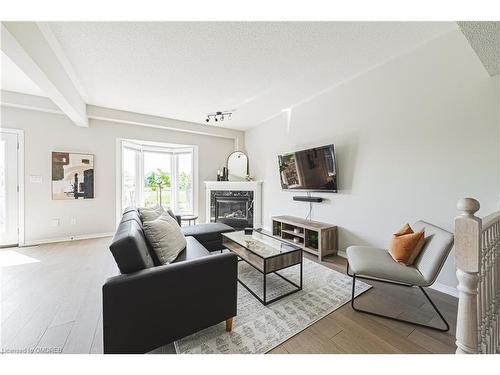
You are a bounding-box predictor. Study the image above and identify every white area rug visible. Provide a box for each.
[172,258,371,354]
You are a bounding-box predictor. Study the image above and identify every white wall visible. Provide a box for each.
[1,106,239,244]
[245,30,500,291]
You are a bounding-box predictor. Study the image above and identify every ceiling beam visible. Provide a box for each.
[1,22,88,127]
[1,89,64,115]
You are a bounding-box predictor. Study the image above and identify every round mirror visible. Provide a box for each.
[227,151,249,181]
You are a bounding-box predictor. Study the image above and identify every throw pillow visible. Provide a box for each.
[393,223,413,237]
[138,206,164,222]
[389,224,426,265]
[142,213,187,264]
[166,208,180,227]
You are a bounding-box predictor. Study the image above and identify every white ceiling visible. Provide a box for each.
[457,21,500,76]
[1,51,46,97]
[4,22,458,130]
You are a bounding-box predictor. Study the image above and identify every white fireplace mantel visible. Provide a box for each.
[204,181,263,228]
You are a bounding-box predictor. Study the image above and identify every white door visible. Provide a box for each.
[0,131,19,246]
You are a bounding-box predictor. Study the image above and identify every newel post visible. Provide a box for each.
[454,198,481,354]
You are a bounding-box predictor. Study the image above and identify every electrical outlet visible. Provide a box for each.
[70,218,77,225]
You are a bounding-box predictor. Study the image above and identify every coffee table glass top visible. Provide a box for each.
[222,230,301,258]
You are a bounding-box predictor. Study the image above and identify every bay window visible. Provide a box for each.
[121,140,196,215]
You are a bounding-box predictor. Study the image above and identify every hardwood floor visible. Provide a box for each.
[0,238,458,354]
[1,238,117,354]
[269,253,458,354]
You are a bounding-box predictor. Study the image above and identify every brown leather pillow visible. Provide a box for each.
[393,223,413,237]
[389,225,425,265]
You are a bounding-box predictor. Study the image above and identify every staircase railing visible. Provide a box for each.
[455,198,500,354]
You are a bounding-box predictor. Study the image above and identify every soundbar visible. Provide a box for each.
[293,196,323,203]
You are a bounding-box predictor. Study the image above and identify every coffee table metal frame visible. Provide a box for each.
[222,231,303,306]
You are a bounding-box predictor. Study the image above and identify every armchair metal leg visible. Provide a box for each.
[350,272,450,332]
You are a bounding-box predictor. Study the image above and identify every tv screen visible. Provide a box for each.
[278,145,337,192]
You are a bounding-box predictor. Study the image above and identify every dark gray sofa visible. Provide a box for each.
[103,207,237,354]
[164,208,235,253]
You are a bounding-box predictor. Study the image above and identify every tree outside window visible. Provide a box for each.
[144,168,171,207]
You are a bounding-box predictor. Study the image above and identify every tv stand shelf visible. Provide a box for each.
[271,215,337,261]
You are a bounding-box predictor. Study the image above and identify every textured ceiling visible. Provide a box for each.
[45,22,457,129]
[458,21,500,76]
[1,51,46,97]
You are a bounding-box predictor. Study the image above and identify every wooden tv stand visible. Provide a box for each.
[271,215,337,261]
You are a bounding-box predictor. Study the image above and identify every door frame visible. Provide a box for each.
[1,128,25,246]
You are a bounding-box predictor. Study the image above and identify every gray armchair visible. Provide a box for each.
[346,220,454,331]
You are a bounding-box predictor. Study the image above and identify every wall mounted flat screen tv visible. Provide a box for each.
[278,144,337,192]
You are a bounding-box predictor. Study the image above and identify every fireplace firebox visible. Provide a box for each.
[210,190,254,230]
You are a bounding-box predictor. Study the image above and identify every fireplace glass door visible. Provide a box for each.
[216,198,249,221]
[211,190,254,229]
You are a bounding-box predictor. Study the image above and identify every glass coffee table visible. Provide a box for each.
[222,230,303,305]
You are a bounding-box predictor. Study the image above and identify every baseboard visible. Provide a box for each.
[429,282,459,298]
[22,232,115,247]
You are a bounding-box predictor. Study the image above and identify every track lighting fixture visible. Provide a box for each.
[205,111,233,124]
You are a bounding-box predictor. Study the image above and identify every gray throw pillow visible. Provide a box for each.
[138,206,164,222]
[166,208,179,225]
[143,213,187,264]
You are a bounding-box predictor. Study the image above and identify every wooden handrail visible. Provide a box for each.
[482,211,500,231]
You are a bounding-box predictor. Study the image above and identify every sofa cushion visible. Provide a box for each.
[181,223,234,243]
[109,219,155,274]
[172,236,211,263]
[143,213,187,264]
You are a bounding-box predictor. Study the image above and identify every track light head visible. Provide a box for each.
[205,110,233,124]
